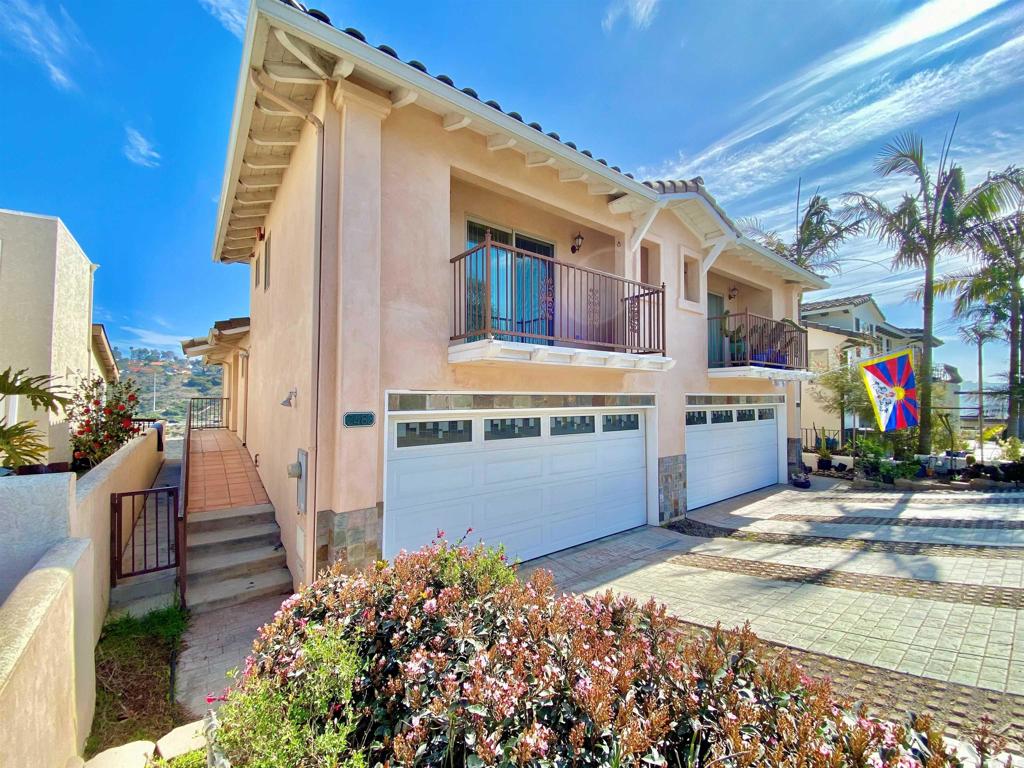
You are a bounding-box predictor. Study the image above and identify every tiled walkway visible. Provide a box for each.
[524,484,1024,746]
[176,594,284,717]
[186,429,268,512]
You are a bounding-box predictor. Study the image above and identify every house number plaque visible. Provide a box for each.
[343,411,376,428]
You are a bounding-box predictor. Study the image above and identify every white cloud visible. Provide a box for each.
[0,0,86,89]
[655,33,1024,204]
[120,326,188,351]
[602,0,660,32]
[755,0,1009,107]
[123,127,161,168]
[198,0,247,39]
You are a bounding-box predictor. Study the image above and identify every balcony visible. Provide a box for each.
[449,232,674,370]
[707,312,814,381]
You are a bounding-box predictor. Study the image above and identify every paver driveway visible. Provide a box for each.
[523,481,1024,745]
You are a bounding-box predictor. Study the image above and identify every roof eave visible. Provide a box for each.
[735,237,830,290]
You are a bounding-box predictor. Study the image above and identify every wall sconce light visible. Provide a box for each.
[571,232,584,254]
[728,285,738,300]
[280,388,297,407]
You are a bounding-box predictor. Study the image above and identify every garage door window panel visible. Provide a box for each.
[711,410,734,424]
[485,418,541,440]
[397,420,473,448]
[758,408,775,420]
[736,409,756,422]
[603,413,639,432]
[686,410,707,426]
[551,415,595,436]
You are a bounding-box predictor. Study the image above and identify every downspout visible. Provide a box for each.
[248,68,326,578]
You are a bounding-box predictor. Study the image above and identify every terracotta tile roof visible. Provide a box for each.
[801,294,874,312]
[213,317,250,332]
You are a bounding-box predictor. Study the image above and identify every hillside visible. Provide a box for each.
[115,347,223,431]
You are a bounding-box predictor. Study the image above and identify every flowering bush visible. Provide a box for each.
[219,540,969,767]
[67,376,142,467]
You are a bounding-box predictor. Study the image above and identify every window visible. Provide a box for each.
[711,409,734,424]
[396,420,472,448]
[551,415,594,436]
[758,408,775,420]
[254,255,260,287]
[736,409,755,422]
[603,413,639,432]
[680,247,700,304]
[640,244,661,286]
[485,418,540,440]
[263,235,271,291]
[854,317,861,331]
[685,410,707,426]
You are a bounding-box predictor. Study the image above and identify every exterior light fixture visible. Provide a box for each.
[571,232,584,254]
[281,388,297,407]
[728,286,738,300]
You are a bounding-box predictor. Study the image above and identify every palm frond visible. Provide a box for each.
[0,368,69,414]
[873,131,928,187]
[0,421,50,470]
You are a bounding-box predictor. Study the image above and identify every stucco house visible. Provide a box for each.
[182,317,251,443]
[194,0,830,587]
[801,293,959,444]
[0,209,119,463]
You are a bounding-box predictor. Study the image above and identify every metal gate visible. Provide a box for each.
[110,486,181,582]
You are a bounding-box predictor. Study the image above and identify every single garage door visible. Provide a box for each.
[385,409,648,561]
[685,405,779,509]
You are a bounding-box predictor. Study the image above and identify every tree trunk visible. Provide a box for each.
[1009,293,1021,439]
[977,341,984,463]
[918,250,935,454]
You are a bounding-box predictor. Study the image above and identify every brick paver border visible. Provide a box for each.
[669,518,1024,559]
[667,552,1024,609]
[773,513,1024,530]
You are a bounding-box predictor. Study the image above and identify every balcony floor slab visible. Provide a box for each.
[449,339,675,371]
[708,365,816,382]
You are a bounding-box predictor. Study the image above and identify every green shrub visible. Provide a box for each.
[217,624,365,768]
[1003,436,1023,462]
[217,540,962,767]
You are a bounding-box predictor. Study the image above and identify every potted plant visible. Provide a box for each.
[816,444,833,471]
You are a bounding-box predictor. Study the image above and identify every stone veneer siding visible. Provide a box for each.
[315,504,383,575]
[787,437,802,472]
[658,454,685,523]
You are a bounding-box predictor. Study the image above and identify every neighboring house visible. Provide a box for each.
[0,209,118,463]
[181,317,251,443]
[801,294,959,441]
[197,0,828,586]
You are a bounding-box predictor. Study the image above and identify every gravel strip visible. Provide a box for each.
[669,518,1024,559]
[667,552,1024,608]
[773,513,1024,530]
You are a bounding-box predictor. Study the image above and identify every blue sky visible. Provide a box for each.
[0,0,1021,381]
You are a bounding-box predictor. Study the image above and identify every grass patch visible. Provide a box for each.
[152,748,206,767]
[85,605,192,758]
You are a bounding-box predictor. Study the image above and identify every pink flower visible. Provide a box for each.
[436,528,446,539]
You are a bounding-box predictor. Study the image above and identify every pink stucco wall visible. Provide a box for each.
[236,79,806,584]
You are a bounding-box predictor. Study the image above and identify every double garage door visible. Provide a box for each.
[385,409,648,561]
[685,405,780,509]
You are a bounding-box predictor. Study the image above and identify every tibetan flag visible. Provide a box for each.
[859,350,919,432]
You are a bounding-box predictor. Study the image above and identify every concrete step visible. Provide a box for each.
[187,542,287,585]
[186,523,281,556]
[187,568,292,614]
[110,569,176,608]
[186,503,275,533]
[107,590,177,621]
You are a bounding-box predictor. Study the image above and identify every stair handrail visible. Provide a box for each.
[177,399,192,609]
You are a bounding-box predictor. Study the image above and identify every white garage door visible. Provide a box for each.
[685,405,780,509]
[385,409,648,562]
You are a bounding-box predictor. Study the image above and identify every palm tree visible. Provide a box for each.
[740,189,863,275]
[0,368,70,470]
[958,320,1002,462]
[934,210,1024,437]
[845,126,1022,453]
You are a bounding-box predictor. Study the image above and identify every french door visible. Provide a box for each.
[466,220,555,344]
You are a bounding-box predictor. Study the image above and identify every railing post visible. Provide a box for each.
[483,230,492,340]
[110,493,119,585]
[659,282,666,355]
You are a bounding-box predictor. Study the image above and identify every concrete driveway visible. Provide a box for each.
[522,482,1024,745]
